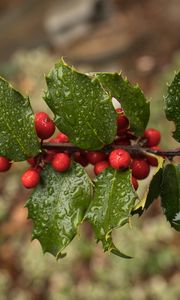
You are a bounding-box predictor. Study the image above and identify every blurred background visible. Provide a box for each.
[0,0,180,299]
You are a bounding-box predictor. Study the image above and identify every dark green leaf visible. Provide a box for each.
[161,164,180,231]
[133,168,163,216]
[145,168,163,210]
[85,168,137,258]
[0,77,40,161]
[96,73,150,136]
[25,163,93,258]
[44,59,117,150]
[164,71,180,142]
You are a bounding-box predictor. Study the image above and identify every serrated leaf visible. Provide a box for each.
[0,77,40,161]
[25,163,93,258]
[44,59,117,150]
[85,168,137,258]
[164,71,180,142]
[133,154,164,213]
[96,73,150,136]
[161,164,180,231]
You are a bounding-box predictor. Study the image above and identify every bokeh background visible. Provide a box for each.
[0,0,180,299]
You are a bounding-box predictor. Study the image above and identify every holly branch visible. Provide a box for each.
[42,142,180,158]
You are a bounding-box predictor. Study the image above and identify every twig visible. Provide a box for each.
[42,142,180,157]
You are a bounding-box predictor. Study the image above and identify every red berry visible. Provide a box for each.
[131,176,138,190]
[74,151,88,167]
[56,132,69,143]
[94,160,110,175]
[144,128,161,147]
[86,151,106,165]
[35,112,55,140]
[51,153,71,172]
[131,159,150,180]
[109,149,131,170]
[27,157,37,166]
[0,156,11,172]
[21,168,40,188]
[147,155,158,167]
[117,115,129,135]
[116,108,124,114]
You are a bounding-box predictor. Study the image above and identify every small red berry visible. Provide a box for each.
[109,149,131,170]
[117,115,129,135]
[94,160,110,175]
[35,112,55,140]
[56,132,69,143]
[131,159,150,180]
[116,108,124,114]
[74,151,88,167]
[86,151,106,165]
[21,168,40,188]
[0,156,11,172]
[131,176,138,190]
[144,128,161,147]
[27,157,37,166]
[51,153,71,172]
[146,155,158,167]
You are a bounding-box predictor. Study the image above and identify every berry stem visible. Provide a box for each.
[42,142,180,157]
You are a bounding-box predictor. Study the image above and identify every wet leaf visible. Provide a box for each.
[44,59,117,150]
[164,71,180,142]
[0,77,40,161]
[161,164,180,231]
[25,163,93,258]
[85,168,137,258]
[96,72,150,136]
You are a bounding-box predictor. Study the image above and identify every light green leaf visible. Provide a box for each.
[25,163,93,258]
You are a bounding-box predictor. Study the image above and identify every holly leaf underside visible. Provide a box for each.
[0,77,40,161]
[44,59,117,150]
[85,168,137,258]
[96,73,150,136]
[164,71,180,142]
[161,164,180,231]
[25,163,92,258]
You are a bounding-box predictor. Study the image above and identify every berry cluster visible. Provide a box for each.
[22,112,71,188]
[0,109,162,191]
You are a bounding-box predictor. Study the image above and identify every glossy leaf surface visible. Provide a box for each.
[164,71,180,142]
[161,164,180,231]
[44,59,117,150]
[0,77,40,161]
[96,72,150,136]
[25,163,93,258]
[85,168,137,258]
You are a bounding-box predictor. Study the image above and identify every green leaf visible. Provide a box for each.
[164,71,180,142]
[0,77,40,161]
[145,168,163,210]
[161,164,180,231]
[96,72,150,136]
[85,168,137,258]
[25,163,93,258]
[44,59,117,150]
